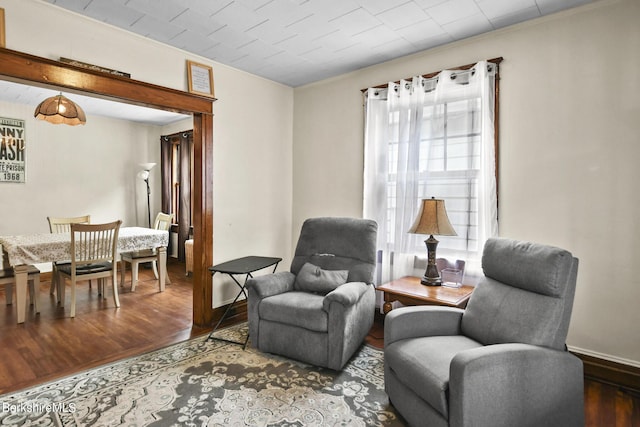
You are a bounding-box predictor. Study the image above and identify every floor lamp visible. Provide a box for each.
[138,163,156,228]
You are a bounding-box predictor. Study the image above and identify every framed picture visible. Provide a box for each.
[0,8,5,48]
[186,60,214,98]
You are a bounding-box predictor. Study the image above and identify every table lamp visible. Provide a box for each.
[408,197,457,286]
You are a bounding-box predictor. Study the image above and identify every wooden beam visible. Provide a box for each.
[0,47,213,115]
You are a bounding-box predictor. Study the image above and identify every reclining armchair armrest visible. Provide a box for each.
[384,306,464,347]
[246,271,296,300]
[322,282,370,311]
[449,343,584,427]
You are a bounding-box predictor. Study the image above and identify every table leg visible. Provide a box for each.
[14,264,28,324]
[383,301,393,314]
[157,247,167,292]
[382,293,394,314]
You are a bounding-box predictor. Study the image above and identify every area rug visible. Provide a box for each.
[0,323,404,426]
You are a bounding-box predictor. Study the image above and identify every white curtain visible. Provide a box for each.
[364,61,498,284]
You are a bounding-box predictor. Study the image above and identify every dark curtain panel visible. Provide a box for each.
[160,136,173,256]
[160,130,193,261]
[160,136,172,218]
[178,131,192,260]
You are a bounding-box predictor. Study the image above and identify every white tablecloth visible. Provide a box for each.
[0,227,168,266]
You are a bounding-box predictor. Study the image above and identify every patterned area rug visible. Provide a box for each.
[0,323,404,426]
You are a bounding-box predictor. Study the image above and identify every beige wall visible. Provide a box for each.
[2,0,637,366]
[293,0,640,366]
[0,0,294,308]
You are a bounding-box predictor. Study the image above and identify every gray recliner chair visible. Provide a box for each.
[246,217,378,370]
[384,237,584,427]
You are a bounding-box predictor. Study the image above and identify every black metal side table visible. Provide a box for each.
[207,255,282,348]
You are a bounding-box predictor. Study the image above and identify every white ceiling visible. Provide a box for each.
[44,0,595,87]
[0,80,190,126]
[3,0,595,125]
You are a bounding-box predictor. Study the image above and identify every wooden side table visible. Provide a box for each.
[378,276,474,314]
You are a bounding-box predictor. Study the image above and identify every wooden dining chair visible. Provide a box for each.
[47,215,91,301]
[120,212,173,291]
[1,265,41,314]
[56,220,121,318]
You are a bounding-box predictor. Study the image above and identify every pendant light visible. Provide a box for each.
[34,93,86,126]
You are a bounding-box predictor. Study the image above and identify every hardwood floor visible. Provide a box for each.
[1,265,638,426]
[0,259,209,394]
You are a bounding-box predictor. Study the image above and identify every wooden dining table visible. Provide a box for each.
[0,226,169,323]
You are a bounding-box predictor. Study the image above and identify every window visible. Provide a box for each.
[364,60,500,276]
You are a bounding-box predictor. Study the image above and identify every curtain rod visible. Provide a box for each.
[360,57,503,93]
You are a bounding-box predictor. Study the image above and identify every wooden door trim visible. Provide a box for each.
[0,47,215,327]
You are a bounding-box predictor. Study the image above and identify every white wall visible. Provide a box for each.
[0,0,294,308]
[0,100,165,274]
[292,0,640,366]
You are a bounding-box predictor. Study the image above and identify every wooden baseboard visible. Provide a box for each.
[211,300,247,327]
[573,351,640,393]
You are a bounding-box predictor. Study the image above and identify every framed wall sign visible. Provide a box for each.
[186,60,214,98]
[0,117,26,183]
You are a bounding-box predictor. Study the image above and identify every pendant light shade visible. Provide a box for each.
[34,93,86,126]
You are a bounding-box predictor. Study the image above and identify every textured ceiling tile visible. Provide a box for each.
[329,7,384,37]
[244,19,298,44]
[477,0,538,19]
[172,0,225,17]
[357,0,411,16]
[208,24,258,48]
[426,0,482,25]
[315,29,355,51]
[297,45,334,62]
[375,1,431,30]
[352,24,404,48]
[170,29,219,52]
[235,38,285,60]
[411,0,450,8]
[169,8,225,36]
[308,0,362,21]
[211,1,266,31]
[252,0,317,26]
[395,18,448,44]
[272,33,323,56]
[46,0,93,11]
[443,13,494,39]
[284,14,341,40]
[204,42,246,62]
[265,51,309,68]
[125,0,188,23]
[129,14,185,42]
[488,6,541,29]
[81,2,144,28]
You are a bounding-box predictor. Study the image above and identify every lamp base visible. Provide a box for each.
[421,235,442,286]
[420,275,442,286]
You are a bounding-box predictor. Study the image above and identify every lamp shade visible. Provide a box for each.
[408,197,457,236]
[139,162,156,171]
[34,93,86,126]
